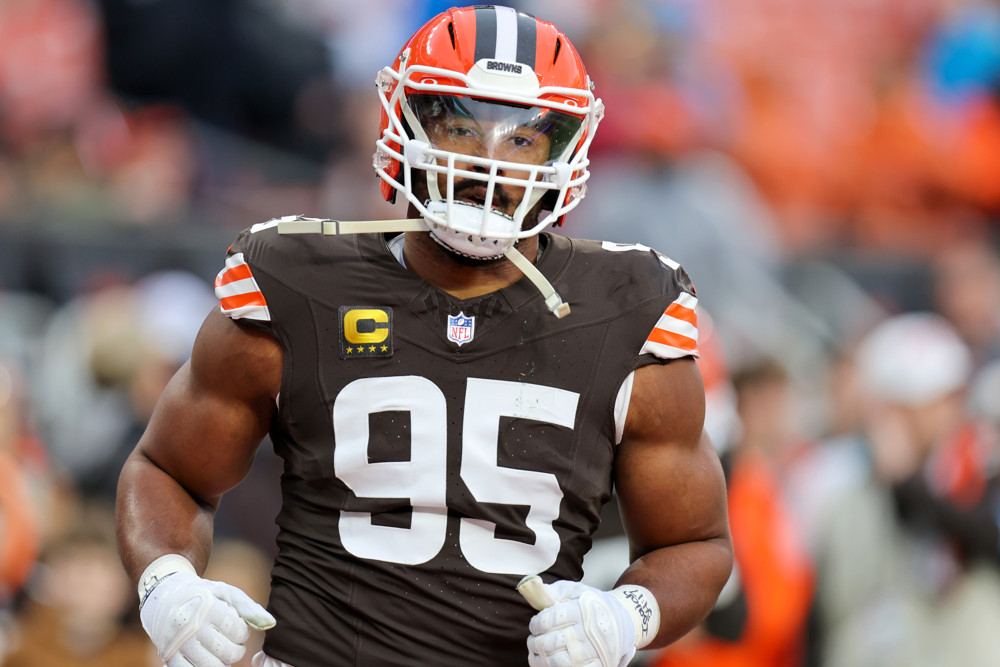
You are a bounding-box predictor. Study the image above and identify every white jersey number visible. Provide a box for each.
[332,376,579,574]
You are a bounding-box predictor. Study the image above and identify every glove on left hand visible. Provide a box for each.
[520,578,659,667]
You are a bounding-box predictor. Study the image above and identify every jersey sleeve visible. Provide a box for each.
[638,253,700,361]
[213,224,274,329]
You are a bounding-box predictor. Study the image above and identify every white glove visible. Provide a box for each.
[519,576,660,667]
[138,554,276,667]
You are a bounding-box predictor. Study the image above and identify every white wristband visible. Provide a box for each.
[138,554,197,608]
[610,584,660,649]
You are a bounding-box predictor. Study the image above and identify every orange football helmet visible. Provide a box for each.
[373,5,603,259]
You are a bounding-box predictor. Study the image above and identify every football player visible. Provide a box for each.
[116,6,732,666]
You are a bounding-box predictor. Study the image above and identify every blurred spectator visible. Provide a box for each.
[0,354,70,667]
[653,358,814,667]
[920,2,1000,214]
[920,0,1000,108]
[969,358,1000,427]
[806,313,1000,667]
[579,0,724,158]
[0,361,46,607]
[33,270,216,501]
[931,234,1000,370]
[0,0,197,224]
[97,0,338,164]
[0,501,155,667]
[0,0,103,149]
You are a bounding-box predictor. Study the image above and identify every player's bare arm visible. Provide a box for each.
[520,355,731,667]
[117,308,281,667]
[117,307,282,579]
[615,358,733,648]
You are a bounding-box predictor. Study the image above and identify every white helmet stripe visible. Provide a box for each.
[494,7,519,62]
[474,6,536,68]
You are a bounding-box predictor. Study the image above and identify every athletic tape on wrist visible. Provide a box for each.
[609,585,660,649]
[138,554,197,608]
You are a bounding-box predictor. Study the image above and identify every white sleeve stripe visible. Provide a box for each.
[223,252,250,270]
[250,219,280,233]
[673,292,698,310]
[613,371,635,446]
[652,314,699,341]
[639,340,700,359]
[215,276,262,299]
[657,254,680,270]
[221,304,271,321]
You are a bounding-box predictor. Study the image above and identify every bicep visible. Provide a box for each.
[615,359,730,561]
[135,308,282,504]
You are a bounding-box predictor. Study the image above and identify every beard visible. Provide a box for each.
[412,174,545,230]
[453,180,515,212]
[407,172,549,262]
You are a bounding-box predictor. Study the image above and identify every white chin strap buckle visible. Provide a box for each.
[423,200,517,259]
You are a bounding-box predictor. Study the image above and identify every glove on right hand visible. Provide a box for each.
[139,554,275,667]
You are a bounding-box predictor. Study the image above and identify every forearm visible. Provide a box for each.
[615,536,733,648]
[116,450,217,582]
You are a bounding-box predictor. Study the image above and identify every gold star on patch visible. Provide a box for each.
[346,347,353,354]
[381,345,388,352]
[369,345,376,352]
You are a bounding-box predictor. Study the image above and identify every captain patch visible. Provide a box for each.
[340,306,393,358]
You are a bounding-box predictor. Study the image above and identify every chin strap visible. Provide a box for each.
[277,216,570,318]
[277,217,427,235]
[502,245,570,318]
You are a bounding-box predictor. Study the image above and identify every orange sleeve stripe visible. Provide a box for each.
[220,292,267,310]
[646,328,699,352]
[215,263,254,287]
[664,302,697,327]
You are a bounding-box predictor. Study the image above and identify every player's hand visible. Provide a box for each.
[138,554,276,667]
[518,576,660,667]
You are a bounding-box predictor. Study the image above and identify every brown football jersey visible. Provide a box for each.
[213,221,699,666]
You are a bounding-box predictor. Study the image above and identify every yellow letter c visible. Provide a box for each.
[344,309,389,344]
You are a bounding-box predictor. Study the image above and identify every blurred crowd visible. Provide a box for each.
[1,0,1000,665]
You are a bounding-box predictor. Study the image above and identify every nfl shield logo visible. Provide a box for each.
[447,312,475,346]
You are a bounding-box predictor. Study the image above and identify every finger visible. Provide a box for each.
[546,579,591,601]
[212,583,276,630]
[196,623,247,665]
[526,641,559,667]
[529,601,584,635]
[540,649,578,667]
[177,639,228,667]
[528,628,568,657]
[518,575,557,611]
[206,600,251,644]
